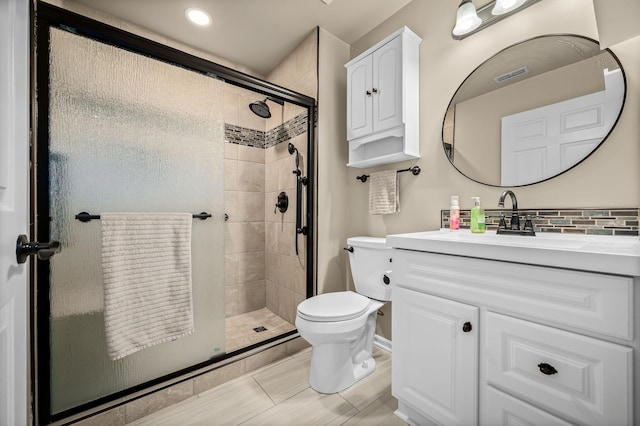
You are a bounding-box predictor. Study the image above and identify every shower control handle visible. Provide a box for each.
[16,234,61,264]
[274,191,289,214]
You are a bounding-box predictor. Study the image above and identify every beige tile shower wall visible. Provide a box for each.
[225,143,266,317]
[264,28,317,321]
[264,135,307,324]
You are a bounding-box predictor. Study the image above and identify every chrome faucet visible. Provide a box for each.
[497,190,520,231]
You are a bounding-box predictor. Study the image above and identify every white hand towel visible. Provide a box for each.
[101,213,194,360]
[369,170,399,215]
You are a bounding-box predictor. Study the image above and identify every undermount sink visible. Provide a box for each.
[420,230,588,250]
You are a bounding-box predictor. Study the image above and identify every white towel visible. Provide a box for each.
[369,170,399,215]
[101,213,194,360]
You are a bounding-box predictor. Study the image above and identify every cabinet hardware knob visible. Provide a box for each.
[537,363,558,375]
[383,275,390,285]
[366,90,372,96]
[372,88,378,94]
[462,322,472,332]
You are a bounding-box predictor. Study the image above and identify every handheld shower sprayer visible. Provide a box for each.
[288,143,307,255]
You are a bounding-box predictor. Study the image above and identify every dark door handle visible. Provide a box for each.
[16,234,61,264]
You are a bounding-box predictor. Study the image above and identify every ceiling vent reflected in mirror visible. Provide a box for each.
[494,66,529,83]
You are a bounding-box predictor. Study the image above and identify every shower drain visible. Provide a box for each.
[253,326,268,333]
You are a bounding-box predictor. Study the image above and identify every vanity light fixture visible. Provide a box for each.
[185,7,211,26]
[452,0,482,37]
[492,0,527,15]
[452,0,542,40]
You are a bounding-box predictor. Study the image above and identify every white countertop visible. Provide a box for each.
[386,229,640,276]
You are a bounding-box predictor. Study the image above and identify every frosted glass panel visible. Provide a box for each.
[48,28,225,413]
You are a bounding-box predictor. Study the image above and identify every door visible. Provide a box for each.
[500,68,624,186]
[0,0,30,425]
[393,287,478,426]
[372,36,403,133]
[346,55,373,140]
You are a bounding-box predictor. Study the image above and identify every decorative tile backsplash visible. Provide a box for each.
[225,112,308,149]
[442,208,639,236]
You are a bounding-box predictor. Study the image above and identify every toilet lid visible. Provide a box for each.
[297,291,370,322]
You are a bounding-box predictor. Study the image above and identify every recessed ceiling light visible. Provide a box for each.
[185,8,211,26]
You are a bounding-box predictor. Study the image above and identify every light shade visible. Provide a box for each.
[492,0,527,15]
[452,0,482,36]
[185,8,211,26]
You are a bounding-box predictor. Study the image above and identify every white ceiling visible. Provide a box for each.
[70,0,415,76]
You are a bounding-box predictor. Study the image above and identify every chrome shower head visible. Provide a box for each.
[249,98,271,118]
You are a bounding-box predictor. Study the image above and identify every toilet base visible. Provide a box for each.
[309,342,377,394]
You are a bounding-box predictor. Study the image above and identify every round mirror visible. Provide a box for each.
[442,34,626,187]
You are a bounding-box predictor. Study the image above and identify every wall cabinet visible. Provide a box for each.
[391,249,637,426]
[345,27,421,168]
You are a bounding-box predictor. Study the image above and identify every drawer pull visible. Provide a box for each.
[462,322,472,333]
[537,363,558,375]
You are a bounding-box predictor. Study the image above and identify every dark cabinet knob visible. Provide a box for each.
[383,275,390,285]
[537,363,558,375]
[462,322,472,333]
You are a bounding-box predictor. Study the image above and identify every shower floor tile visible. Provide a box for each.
[225,307,295,353]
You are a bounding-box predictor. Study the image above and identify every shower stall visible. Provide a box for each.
[34,3,315,424]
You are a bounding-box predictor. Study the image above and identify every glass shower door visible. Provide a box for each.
[47,27,226,414]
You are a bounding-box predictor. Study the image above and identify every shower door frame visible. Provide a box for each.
[34,3,316,424]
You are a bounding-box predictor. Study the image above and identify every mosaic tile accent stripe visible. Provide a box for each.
[441,208,639,236]
[225,112,308,149]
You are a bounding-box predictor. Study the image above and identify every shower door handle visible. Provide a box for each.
[16,234,61,264]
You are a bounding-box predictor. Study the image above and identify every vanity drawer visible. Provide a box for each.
[393,250,633,339]
[484,386,573,426]
[485,312,632,425]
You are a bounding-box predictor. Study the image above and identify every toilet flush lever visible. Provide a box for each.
[343,246,354,253]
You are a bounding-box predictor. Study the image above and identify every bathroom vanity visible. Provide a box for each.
[387,230,640,425]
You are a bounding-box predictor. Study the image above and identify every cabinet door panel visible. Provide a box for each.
[393,287,478,426]
[346,55,373,140]
[486,312,632,425]
[372,36,403,133]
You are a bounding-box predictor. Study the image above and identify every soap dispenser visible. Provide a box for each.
[449,196,460,231]
[470,197,485,233]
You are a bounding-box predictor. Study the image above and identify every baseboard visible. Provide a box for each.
[373,334,392,352]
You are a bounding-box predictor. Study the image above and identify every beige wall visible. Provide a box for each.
[341,0,640,338]
[317,28,350,295]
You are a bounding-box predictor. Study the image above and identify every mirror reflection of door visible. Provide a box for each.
[501,68,624,186]
[443,35,626,187]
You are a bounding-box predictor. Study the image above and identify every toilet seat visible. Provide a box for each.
[297,291,370,322]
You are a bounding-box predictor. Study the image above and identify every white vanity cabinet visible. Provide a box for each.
[345,26,421,168]
[390,240,638,426]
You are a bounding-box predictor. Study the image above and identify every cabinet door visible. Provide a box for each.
[346,54,373,140]
[372,36,403,133]
[393,287,479,426]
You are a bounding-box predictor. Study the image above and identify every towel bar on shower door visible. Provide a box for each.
[74,211,221,222]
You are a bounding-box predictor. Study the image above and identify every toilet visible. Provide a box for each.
[295,236,392,393]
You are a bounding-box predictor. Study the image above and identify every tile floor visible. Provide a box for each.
[130,347,407,425]
[225,308,296,352]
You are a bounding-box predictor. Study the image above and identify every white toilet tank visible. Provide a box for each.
[347,237,392,302]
